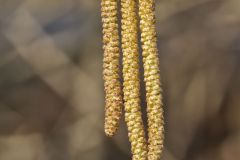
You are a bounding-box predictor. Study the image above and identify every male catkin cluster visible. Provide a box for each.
[101,0,164,159]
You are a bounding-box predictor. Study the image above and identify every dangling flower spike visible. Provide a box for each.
[121,0,148,159]
[101,0,123,137]
[138,0,164,159]
[101,0,164,159]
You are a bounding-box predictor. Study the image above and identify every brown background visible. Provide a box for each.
[0,0,240,160]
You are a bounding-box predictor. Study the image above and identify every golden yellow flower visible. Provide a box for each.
[101,0,123,137]
[138,0,164,159]
[121,0,148,159]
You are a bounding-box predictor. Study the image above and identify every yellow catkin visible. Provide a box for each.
[121,0,148,159]
[101,0,123,137]
[138,0,164,159]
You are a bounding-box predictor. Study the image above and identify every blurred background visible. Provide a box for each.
[0,0,240,160]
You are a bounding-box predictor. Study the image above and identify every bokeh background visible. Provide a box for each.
[0,0,240,160]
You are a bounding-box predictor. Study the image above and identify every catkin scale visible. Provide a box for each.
[138,0,164,159]
[101,0,123,137]
[121,0,148,159]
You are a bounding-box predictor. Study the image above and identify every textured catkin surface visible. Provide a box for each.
[139,0,164,159]
[121,0,148,159]
[101,0,123,137]
[1,0,240,160]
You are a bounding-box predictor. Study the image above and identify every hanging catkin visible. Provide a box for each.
[120,0,148,159]
[101,0,164,159]
[101,0,123,137]
[138,0,164,159]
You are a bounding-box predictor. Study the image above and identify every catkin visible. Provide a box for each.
[101,0,123,137]
[138,0,164,159]
[121,0,148,159]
